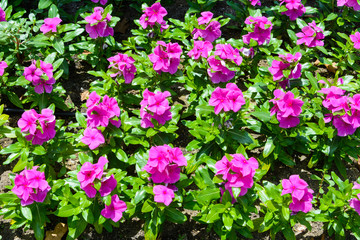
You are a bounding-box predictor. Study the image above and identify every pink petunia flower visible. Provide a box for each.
[0,61,8,76]
[350,32,360,49]
[85,7,113,39]
[197,11,213,25]
[188,41,213,59]
[139,2,168,31]
[193,20,222,43]
[40,17,62,34]
[99,175,117,197]
[153,185,175,206]
[207,56,235,83]
[108,53,137,84]
[281,175,309,200]
[81,128,105,150]
[243,16,272,46]
[101,194,127,222]
[296,20,324,47]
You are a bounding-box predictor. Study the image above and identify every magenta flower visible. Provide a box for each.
[350,32,360,49]
[281,175,309,200]
[296,20,324,47]
[270,89,303,128]
[149,41,182,74]
[40,17,62,34]
[101,95,121,119]
[85,7,113,39]
[87,91,101,108]
[207,56,235,83]
[153,185,175,206]
[280,0,306,20]
[87,105,111,128]
[243,16,272,46]
[0,61,8,76]
[269,60,290,81]
[139,2,168,31]
[81,128,105,150]
[23,63,42,82]
[337,0,360,10]
[108,53,137,84]
[0,7,6,22]
[140,89,172,128]
[333,115,357,137]
[99,175,117,197]
[91,0,107,5]
[101,194,127,222]
[249,0,261,6]
[33,77,56,94]
[193,20,221,42]
[23,60,56,94]
[197,11,213,25]
[209,87,231,114]
[289,188,313,213]
[18,109,39,135]
[12,167,50,206]
[214,44,243,65]
[188,41,213,59]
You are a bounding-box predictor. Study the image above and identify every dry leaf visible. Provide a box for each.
[81,90,90,101]
[324,62,337,73]
[45,223,67,240]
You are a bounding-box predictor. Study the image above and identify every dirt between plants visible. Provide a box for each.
[1,0,360,239]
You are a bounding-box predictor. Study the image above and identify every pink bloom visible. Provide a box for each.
[270,89,303,128]
[99,175,117,197]
[153,185,174,206]
[207,56,235,83]
[12,167,50,206]
[280,0,306,20]
[193,21,221,42]
[289,188,313,213]
[40,61,54,78]
[269,60,290,81]
[108,53,137,84]
[281,175,309,200]
[197,11,213,25]
[87,105,111,128]
[81,128,105,150]
[149,41,182,74]
[214,44,243,65]
[40,17,62,34]
[350,32,360,49]
[337,0,360,10]
[188,41,213,59]
[139,2,168,30]
[249,0,261,6]
[0,7,6,22]
[209,87,231,114]
[350,198,360,215]
[91,0,108,5]
[101,194,127,222]
[243,16,272,45]
[23,63,42,82]
[296,20,324,47]
[33,77,56,94]
[86,91,101,108]
[18,109,39,135]
[85,7,113,39]
[0,61,8,76]
[101,95,120,118]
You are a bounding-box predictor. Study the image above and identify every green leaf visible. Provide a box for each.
[44,52,57,64]
[33,145,46,155]
[222,213,233,231]
[56,205,80,217]
[165,207,187,224]
[205,204,225,223]
[63,28,84,43]
[115,149,128,162]
[53,37,64,55]
[141,200,154,213]
[134,189,146,204]
[48,4,58,18]
[82,208,94,224]
[0,142,22,154]
[5,91,23,108]
[38,0,52,9]
[263,137,275,157]
[197,188,220,205]
[76,111,86,128]
[227,129,253,144]
[21,206,32,221]
[31,204,46,240]
[68,216,88,240]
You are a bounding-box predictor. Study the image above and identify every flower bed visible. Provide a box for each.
[1,0,360,239]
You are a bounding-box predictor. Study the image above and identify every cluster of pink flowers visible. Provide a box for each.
[0,7,5,22]
[107,53,137,84]
[209,83,245,114]
[268,52,302,88]
[0,61,7,76]
[337,0,360,10]
[149,41,182,75]
[101,194,127,222]
[270,89,304,128]
[243,16,273,46]
[23,60,56,94]
[296,21,324,47]
[282,175,313,214]
[143,145,187,206]
[85,7,113,39]
[350,32,360,49]
[318,86,360,137]
[12,167,51,206]
[192,11,221,42]
[215,154,259,202]
[91,0,107,5]
[280,0,306,21]
[77,157,116,198]
[18,108,56,145]
[207,43,243,83]
[140,89,172,128]
[139,2,169,31]
[40,17,62,34]
[81,92,121,150]
[349,182,360,215]
[187,40,213,59]
[249,0,261,6]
